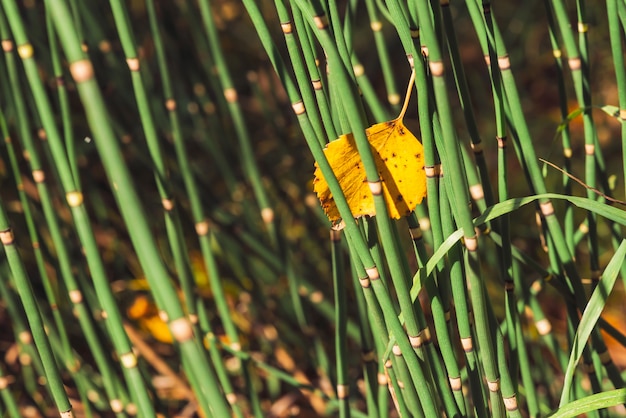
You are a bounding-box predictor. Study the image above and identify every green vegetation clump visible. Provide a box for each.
[0,1,625,417]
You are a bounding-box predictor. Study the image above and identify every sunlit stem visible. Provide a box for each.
[398,68,416,120]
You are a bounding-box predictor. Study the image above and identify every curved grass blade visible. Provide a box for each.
[558,240,626,406]
[549,388,626,418]
[409,193,626,302]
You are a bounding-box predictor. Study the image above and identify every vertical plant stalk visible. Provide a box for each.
[198,0,277,241]
[292,6,340,140]
[275,0,328,144]
[609,3,626,199]
[270,5,342,396]
[485,0,619,403]
[143,3,258,413]
[552,0,600,306]
[0,363,21,418]
[0,13,72,374]
[4,15,156,418]
[43,0,232,415]
[331,229,350,418]
[103,6,239,413]
[406,0,504,415]
[0,5,137,415]
[364,0,400,112]
[244,0,451,413]
[297,6,437,400]
[0,203,73,416]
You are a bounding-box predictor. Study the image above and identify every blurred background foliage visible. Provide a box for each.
[0,0,625,417]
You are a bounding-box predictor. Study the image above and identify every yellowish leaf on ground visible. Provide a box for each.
[140,315,173,344]
[126,295,172,343]
[127,294,152,319]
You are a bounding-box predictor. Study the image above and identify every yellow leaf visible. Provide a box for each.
[126,295,171,343]
[140,315,173,344]
[313,68,426,222]
[127,277,151,291]
[127,295,152,319]
[313,117,426,221]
